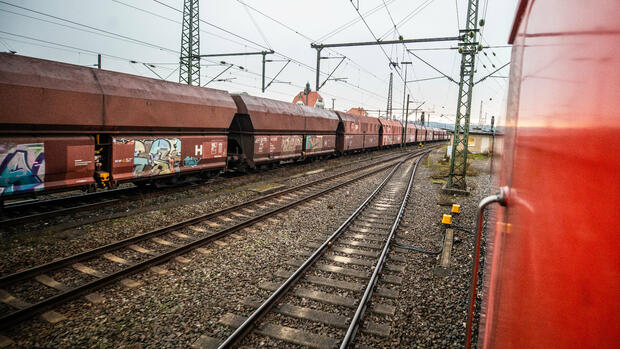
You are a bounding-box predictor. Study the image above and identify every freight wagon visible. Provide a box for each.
[0,53,447,200]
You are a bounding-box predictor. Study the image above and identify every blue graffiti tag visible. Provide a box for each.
[183,156,200,168]
[0,144,45,196]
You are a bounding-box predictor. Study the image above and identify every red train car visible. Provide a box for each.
[335,111,363,153]
[378,119,402,147]
[228,94,338,170]
[360,115,381,149]
[0,53,238,195]
[476,0,620,348]
[417,125,426,142]
[404,123,417,144]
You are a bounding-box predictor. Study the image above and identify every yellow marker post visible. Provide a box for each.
[451,204,461,214]
[442,214,452,225]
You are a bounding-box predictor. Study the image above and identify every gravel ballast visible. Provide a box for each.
[0,149,403,276]
[1,145,494,348]
[2,156,395,347]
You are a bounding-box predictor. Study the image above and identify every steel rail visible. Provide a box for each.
[340,149,423,348]
[0,151,420,330]
[0,150,415,288]
[216,152,427,348]
[0,188,137,226]
[0,149,408,227]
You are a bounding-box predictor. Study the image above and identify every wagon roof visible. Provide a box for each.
[378,119,403,128]
[233,94,339,132]
[0,53,237,132]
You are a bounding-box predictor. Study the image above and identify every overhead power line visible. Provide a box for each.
[0,1,176,54]
[110,0,261,50]
[152,0,270,51]
[235,0,386,83]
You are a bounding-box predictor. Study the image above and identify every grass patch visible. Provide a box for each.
[430,156,480,180]
[467,153,489,160]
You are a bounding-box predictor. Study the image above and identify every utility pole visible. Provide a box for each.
[386,72,393,120]
[401,62,412,121]
[331,98,335,110]
[179,0,200,85]
[446,0,481,191]
[402,94,411,148]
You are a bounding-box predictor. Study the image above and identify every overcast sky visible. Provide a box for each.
[0,0,518,125]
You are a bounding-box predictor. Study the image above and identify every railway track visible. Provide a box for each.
[0,149,413,228]
[198,151,424,348]
[0,186,140,227]
[0,147,430,330]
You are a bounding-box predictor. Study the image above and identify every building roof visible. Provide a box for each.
[292,91,323,107]
[346,107,368,117]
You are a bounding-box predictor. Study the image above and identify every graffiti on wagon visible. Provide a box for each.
[0,143,45,196]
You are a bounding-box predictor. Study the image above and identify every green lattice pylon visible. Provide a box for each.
[179,0,200,85]
[447,0,480,190]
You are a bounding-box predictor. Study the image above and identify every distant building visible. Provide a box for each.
[292,91,323,107]
[446,130,500,156]
[347,107,368,117]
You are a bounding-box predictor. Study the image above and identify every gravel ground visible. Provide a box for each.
[0,148,407,276]
[367,146,493,349]
[1,158,395,347]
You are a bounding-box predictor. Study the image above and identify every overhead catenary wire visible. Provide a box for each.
[242,5,272,50]
[315,0,399,43]
[0,1,177,54]
[152,0,271,52]
[0,0,475,113]
[1,0,387,104]
[378,0,436,40]
[235,0,386,84]
[150,0,389,103]
[346,0,413,102]
[110,0,262,51]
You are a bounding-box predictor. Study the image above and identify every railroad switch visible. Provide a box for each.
[442,214,453,225]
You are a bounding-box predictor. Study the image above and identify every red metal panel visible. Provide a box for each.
[110,135,227,181]
[483,0,620,348]
[233,94,338,133]
[0,54,237,133]
[0,53,103,131]
[392,121,403,145]
[0,136,94,197]
[405,124,417,143]
[378,119,391,146]
[253,135,303,163]
[304,109,340,133]
[363,134,379,149]
[335,111,364,152]
[178,135,227,171]
[111,138,134,182]
[414,125,421,142]
[360,115,381,149]
[379,119,403,145]
[304,135,336,155]
[95,70,236,132]
[342,135,364,151]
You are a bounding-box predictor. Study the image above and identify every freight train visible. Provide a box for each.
[474,0,620,348]
[0,53,448,200]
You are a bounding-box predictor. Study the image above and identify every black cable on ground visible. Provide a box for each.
[394,233,444,255]
[449,224,474,234]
